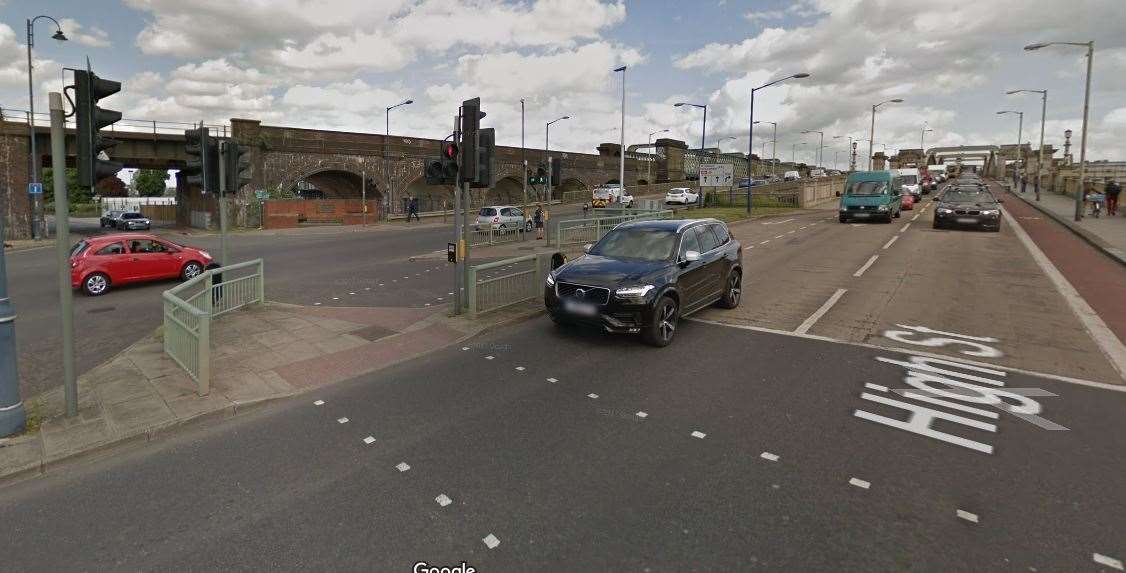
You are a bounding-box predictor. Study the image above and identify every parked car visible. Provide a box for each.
[933,187,1002,232]
[116,211,152,230]
[665,187,699,205]
[901,193,915,210]
[545,219,742,346]
[592,185,633,208]
[783,170,801,181]
[475,206,533,232]
[69,234,214,296]
[100,210,123,228]
[838,170,902,223]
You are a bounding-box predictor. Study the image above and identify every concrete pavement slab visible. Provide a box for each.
[103,393,176,435]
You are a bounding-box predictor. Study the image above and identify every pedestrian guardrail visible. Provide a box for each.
[467,253,556,317]
[162,259,265,395]
[468,225,529,247]
[553,209,674,247]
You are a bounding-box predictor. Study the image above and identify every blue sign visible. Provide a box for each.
[28,182,43,195]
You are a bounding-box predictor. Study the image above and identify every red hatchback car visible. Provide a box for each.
[70,234,214,296]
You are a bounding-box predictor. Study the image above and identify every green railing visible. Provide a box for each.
[553,209,674,247]
[162,259,265,395]
[467,253,556,317]
[469,225,529,247]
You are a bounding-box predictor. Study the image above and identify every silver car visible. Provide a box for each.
[116,212,152,230]
[475,206,532,231]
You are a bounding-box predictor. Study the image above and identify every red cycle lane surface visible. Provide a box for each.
[999,185,1126,349]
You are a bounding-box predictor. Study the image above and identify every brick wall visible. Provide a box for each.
[0,122,32,240]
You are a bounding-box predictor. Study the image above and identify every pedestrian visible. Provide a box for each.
[533,205,544,239]
[1020,174,1027,194]
[1085,180,1104,218]
[408,196,420,222]
[1105,178,1121,216]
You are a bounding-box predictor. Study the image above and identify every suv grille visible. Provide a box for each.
[556,283,610,305]
[954,209,981,215]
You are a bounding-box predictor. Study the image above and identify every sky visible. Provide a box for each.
[2,0,1124,175]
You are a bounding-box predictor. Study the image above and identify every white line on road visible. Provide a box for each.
[760,240,770,245]
[691,430,707,439]
[1004,209,1126,381]
[956,509,979,524]
[786,230,796,235]
[849,477,871,489]
[363,436,376,445]
[863,383,889,393]
[313,400,325,406]
[900,223,911,232]
[1094,553,1124,571]
[882,236,898,250]
[762,218,795,225]
[313,302,322,306]
[483,534,501,549]
[337,417,349,424]
[760,452,779,462]
[588,393,599,399]
[484,355,494,360]
[795,288,848,335]
[546,377,558,383]
[396,462,410,472]
[911,214,920,222]
[774,235,785,239]
[435,494,452,507]
[636,411,648,418]
[461,347,469,351]
[853,255,879,277]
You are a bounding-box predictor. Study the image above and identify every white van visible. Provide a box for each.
[783,170,801,181]
[893,168,922,199]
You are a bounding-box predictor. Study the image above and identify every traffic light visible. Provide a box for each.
[425,142,459,186]
[183,127,219,192]
[223,141,252,192]
[470,128,495,189]
[460,97,481,184]
[73,68,122,187]
[550,157,562,186]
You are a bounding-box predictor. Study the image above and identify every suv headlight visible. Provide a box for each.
[615,285,654,298]
[981,209,999,216]
[545,272,556,286]
[938,207,953,214]
[877,204,889,211]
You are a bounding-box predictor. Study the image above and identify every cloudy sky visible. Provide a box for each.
[2,0,1123,170]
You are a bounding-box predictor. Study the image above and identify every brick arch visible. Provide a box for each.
[264,153,386,197]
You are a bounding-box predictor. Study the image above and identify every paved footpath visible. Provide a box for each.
[1010,187,1126,266]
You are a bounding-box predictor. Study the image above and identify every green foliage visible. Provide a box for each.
[41,168,92,205]
[132,169,170,197]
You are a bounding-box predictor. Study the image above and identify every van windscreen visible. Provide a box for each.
[846,181,888,196]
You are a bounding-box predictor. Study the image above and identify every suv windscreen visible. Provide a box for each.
[942,191,995,204]
[592,228,677,262]
[846,181,889,196]
[121,213,144,219]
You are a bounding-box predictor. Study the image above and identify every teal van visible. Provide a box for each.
[837,170,901,223]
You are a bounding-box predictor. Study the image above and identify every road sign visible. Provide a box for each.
[255,189,268,200]
[699,164,734,188]
[28,182,43,195]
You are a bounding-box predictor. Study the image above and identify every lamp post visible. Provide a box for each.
[614,66,627,196]
[833,135,855,171]
[801,130,824,168]
[385,98,412,214]
[1025,40,1093,221]
[647,128,669,185]
[673,101,708,152]
[1008,89,1048,202]
[921,124,934,152]
[26,15,67,240]
[521,98,527,208]
[749,73,809,211]
[754,121,777,178]
[792,142,806,164]
[996,110,1024,189]
[833,150,842,170]
[869,99,903,170]
[546,115,569,202]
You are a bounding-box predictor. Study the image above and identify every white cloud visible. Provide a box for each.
[58,19,111,48]
[744,10,785,23]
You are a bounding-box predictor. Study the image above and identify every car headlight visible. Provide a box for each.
[199,250,212,260]
[839,206,848,212]
[615,285,654,298]
[545,272,556,286]
[877,204,889,211]
[982,209,999,216]
[938,208,953,214]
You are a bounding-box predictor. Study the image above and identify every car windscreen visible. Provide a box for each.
[590,228,677,262]
[845,181,889,196]
[69,240,89,258]
[121,213,144,219]
[479,208,497,216]
[941,191,995,204]
[900,175,918,184]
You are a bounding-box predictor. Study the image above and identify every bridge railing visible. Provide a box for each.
[1,107,229,137]
[552,209,674,248]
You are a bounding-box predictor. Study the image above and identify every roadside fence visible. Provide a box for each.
[466,253,558,317]
[552,209,674,248]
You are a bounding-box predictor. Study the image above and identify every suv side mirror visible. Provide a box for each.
[583,244,592,253]
[684,250,700,263]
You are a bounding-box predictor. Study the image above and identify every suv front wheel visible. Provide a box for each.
[642,295,679,347]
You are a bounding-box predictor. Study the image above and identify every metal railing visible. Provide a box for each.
[553,209,674,247]
[469,225,529,247]
[561,190,590,204]
[162,259,265,395]
[467,253,555,317]
[1,107,229,136]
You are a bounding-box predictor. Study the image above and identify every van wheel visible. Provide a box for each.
[642,296,679,347]
[83,273,110,296]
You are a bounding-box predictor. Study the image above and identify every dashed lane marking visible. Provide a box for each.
[332,297,339,301]
[363,436,376,445]
[546,378,558,383]
[515,366,526,371]
[956,509,979,524]
[461,347,469,351]
[396,462,411,472]
[691,431,707,439]
[760,240,770,245]
[795,288,847,335]
[349,292,356,295]
[911,214,920,222]
[485,355,495,360]
[1094,553,1124,571]
[849,477,871,489]
[313,400,325,406]
[900,223,911,232]
[337,417,349,424]
[483,534,501,549]
[882,236,898,250]
[774,235,785,239]
[853,255,879,277]
[588,393,599,399]
[314,302,322,306]
[636,411,648,418]
[760,452,779,462]
[435,494,452,507]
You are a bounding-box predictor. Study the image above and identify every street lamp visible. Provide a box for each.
[792,141,807,164]
[614,65,627,195]
[833,135,856,171]
[647,128,669,184]
[754,121,778,178]
[385,98,412,213]
[1008,88,1049,202]
[1025,40,1093,221]
[996,110,1024,189]
[921,124,934,152]
[674,101,708,151]
[748,72,809,212]
[26,15,67,240]
[869,98,903,170]
[801,130,824,168]
[545,115,569,204]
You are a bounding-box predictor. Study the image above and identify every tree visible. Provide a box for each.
[95,176,128,197]
[132,169,169,197]
[41,168,91,205]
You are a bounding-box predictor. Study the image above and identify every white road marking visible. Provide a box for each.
[774,235,785,239]
[636,411,648,418]
[760,240,770,245]
[379,283,385,286]
[437,297,444,301]
[762,218,795,225]
[313,302,322,306]
[483,534,501,549]
[882,236,898,250]
[337,417,349,424]
[588,393,599,399]
[853,255,879,277]
[800,226,808,230]
[448,292,454,295]
[363,436,376,445]
[485,355,495,360]
[795,288,848,335]
[760,452,779,462]
[1094,553,1124,571]
[911,214,920,222]
[425,303,431,307]
[435,494,452,507]
[365,287,371,291]
[396,462,411,472]
[864,383,889,393]
[849,477,871,489]
[956,509,979,523]
[691,431,707,439]
[515,366,526,371]
[313,400,325,406]
[1004,209,1126,380]
[900,223,911,232]
[546,377,558,383]
[332,297,339,301]
[461,347,470,351]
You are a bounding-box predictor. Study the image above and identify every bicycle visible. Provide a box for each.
[1087,192,1105,218]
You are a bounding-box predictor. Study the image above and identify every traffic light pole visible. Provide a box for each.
[0,184,25,436]
[218,141,229,265]
[452,112,463,316]
[50,92,77,417]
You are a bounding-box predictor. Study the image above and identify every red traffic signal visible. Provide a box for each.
[444,143,458,160]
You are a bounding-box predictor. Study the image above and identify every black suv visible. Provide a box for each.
[933,186,1002,232]
[545,219,742,346]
